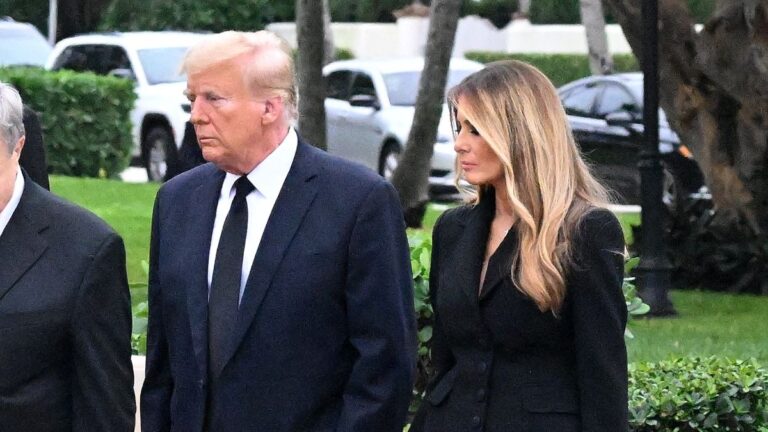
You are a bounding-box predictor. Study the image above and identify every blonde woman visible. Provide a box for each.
[412,61,628,432]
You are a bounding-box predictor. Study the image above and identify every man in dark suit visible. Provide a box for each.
[140,31,416,432]
[0,83,135,430]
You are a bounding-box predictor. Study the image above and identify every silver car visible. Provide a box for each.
[323,57,483,194]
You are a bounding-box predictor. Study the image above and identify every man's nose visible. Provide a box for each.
[189,100,207,125]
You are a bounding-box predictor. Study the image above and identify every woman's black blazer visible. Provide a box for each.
[413,194,628,432]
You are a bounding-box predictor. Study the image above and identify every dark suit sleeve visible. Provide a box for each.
[336,180,417,432]
[71,232,135,431]
[569,210,628,431]
[20,106,49,190]
[141,193,173,432]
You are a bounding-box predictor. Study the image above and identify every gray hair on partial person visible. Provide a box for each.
[180,30,298,121]
[0,82,25,155]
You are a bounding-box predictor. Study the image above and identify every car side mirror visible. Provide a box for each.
[109,68,136,82]
[605,110,636,128]
[349,94,380,111]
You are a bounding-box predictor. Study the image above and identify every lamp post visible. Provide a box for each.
[635,0,676,316]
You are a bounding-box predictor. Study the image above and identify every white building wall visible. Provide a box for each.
[267,17,633,60]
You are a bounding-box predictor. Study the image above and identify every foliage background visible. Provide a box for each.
[0,67,135,177]
[2,0,718,40]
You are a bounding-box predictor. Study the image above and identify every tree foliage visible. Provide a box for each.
[98,0,293,32]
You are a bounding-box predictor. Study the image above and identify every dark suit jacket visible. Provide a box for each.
[20,106,50,190]
[413,192,628,432]
[0,171,135,432]
[141,139,416,432]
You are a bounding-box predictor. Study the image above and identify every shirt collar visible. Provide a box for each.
[0,166,26,238]
[221,128,298,199]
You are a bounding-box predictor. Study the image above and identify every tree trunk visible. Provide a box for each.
[296,0,327,150]
[580,0,613,74]
[57,0,110,40]
[603,0,768,293]
[323,0,335,65]
[518,0,531,18]
[390,0,462,228]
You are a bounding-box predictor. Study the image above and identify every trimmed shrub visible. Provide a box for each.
[0,67,135,178]
[629,357,768,431]
[464,51,640,87]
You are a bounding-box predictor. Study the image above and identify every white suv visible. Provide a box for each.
[47,31,206,181]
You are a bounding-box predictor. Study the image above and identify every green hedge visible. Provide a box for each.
[0,67,135,178]
[464,52,640,87]
[630,357,768,431]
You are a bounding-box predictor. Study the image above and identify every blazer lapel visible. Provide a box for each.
[0,179,48,302]
[186,167,225,380]
[443,192,494,305]
[479,228,517,301]
[218,142,320,374]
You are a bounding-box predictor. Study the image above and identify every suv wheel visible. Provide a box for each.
[379,142,401,181]
[144,127,175,182]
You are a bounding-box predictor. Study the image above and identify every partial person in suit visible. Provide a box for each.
[140,31,416,432]
[411,60,628,432]
[20,105,49,189]
[0,82,135,431]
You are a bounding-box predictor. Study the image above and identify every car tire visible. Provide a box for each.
[379,141,401,181]
[144,126,176,182]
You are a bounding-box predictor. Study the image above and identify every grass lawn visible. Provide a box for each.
[50,176,768,363]
[51,175,158,284]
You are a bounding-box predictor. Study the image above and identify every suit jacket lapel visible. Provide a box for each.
[479,228,517,300]
[443,192,494,305]
[217,142,320,374]
[186,167,225,380]
[0,175,48,303]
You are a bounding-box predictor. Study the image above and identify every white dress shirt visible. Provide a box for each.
[0,166,25,238]
[207,128,298,302]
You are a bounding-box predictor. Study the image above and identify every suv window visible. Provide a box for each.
[326,70,353,100]
[596,84,638,118]
[562,83,601,117]
[52,44,109,73]
[350,73,376,98]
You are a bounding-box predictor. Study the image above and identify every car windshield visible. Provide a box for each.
[137,47,191,85]
[383,69,477,106]
[0,27,51,67]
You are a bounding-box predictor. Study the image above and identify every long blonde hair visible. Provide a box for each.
[448,60,611,313]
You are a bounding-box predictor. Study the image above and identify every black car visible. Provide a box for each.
[558,73,705,206]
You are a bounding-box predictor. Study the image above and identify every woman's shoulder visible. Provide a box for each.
[434,203,474,230]
[573,206,625,253]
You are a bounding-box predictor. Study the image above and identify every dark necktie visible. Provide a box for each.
[208,176,254,377]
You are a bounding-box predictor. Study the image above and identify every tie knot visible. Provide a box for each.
[234,176,255,198]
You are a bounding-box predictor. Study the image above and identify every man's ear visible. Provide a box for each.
[13,136,25,159]
[261,96,284,125]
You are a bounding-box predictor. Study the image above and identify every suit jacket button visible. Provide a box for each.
[476,389,486,402]
[471,415,481,428]
[198,379,205,388]
[477,361,488,374]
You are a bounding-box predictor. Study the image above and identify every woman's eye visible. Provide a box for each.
[470,128,480,136]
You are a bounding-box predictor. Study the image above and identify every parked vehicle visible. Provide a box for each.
[558,73,706,206]
[323,58,484,194]
[0,17,51,67]
[47,31,207,181]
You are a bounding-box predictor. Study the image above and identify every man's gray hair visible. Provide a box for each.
[0,82,25,154]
